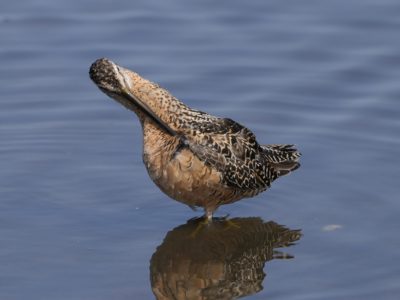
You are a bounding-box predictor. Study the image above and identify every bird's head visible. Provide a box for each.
[89,58,177,136]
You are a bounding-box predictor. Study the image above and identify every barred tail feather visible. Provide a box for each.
[261,144,301,163]
[261,144,301,177]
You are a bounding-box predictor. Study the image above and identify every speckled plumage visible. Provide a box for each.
[89,58,301,218]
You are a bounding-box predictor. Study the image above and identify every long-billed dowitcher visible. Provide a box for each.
[89,58,300,219]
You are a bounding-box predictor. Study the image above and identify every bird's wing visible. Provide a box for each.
[182,117,278,191]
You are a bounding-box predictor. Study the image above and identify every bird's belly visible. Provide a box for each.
[143,148,240,208]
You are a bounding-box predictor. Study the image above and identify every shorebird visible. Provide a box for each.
[89,58,300,220]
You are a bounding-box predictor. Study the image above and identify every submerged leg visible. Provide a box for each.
[189,217,209,238]
[217,214,240,230]
[189,207,214,238]
[223,218,241,230]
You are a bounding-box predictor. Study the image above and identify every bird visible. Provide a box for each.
[89,58,300,220]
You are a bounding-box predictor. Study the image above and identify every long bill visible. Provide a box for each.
[122,88,178,137]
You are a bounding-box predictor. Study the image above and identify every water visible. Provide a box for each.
[1,0,400,299]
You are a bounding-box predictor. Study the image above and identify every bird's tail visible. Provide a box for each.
[261,144,301,176]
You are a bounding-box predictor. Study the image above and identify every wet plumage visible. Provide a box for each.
[89,58,300,218]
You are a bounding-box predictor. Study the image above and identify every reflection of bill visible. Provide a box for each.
[150,217,302,300]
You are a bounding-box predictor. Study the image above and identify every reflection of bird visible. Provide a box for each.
[150,217,302,299]
[90,58,300,219]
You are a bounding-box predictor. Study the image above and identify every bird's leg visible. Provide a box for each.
[205,208,213,222]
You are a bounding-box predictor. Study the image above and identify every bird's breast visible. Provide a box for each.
[141,121,240,208]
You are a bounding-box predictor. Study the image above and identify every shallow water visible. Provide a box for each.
[1,0,400,299]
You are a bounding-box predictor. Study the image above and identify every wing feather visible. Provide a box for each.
[181,116,279,193]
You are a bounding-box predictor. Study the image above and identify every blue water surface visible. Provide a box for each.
[1,0,400,299]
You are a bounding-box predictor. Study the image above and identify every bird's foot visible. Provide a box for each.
[189,216,211,238]
[222,218,241,230]
[211,213,240,230]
